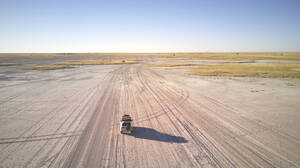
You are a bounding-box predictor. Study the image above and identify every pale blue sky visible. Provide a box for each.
[0,0,299,52]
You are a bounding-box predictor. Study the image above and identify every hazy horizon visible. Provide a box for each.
[1,0,300,53]
[1,51,300,54]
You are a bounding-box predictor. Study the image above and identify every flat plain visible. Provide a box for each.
[0,53,300,167]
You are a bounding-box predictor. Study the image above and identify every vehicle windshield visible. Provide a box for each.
[122,122,131,127]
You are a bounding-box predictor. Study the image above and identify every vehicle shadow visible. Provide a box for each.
[130,127,188,143]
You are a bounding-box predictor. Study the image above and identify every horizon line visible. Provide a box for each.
[1,51,300,54]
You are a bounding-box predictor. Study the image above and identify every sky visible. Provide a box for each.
[0,0,299,53]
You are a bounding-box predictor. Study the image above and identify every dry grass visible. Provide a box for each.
[186,63,300,78]
[220,60,256,64]
[59,59,138,65]
[285,82,296,86]
[21,64,73,70]
[21,59,138,71]
[1,52,300,61]
[285,80,300,86]
[0,53,65,58]
[0,63,21,66]
[149,63,203,67]
[157,52,300,61]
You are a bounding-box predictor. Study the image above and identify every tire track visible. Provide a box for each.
[3,63,299,167]
[62,66,123,167]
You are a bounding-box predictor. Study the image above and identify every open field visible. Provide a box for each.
[156,52,300,61]
[59,59,138,65]
[151,62,300,78]
[0,54,300,167]
[149,63,203,67]
[1,52,300,60]
[0,63,21,66]
[21,64,74,71]
[186,63,300,78]
[21,60,138,71]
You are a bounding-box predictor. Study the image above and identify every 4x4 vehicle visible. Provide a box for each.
[120,114,133,134]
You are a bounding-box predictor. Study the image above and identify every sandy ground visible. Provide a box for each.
[0,56,300,168]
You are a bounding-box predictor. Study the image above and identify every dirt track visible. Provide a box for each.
[0,63,300,167]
